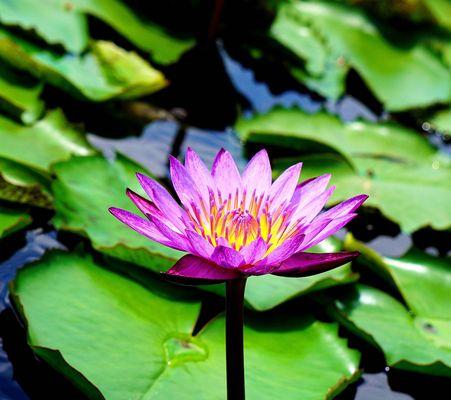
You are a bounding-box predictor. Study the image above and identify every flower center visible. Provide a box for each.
[188,188,300,252]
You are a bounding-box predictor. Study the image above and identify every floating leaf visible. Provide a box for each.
[52,154,183,271]
[0,205,31,239]
[0,157,53,208]
[206,238,358,311]
[0,109,93,174]
[0,28,167,101]
[0,0,194,64]
[0,63,44,123]
[271,1,450,110]
[12,250,361,399]
[270,2,347,99]
[328,284,451,376]
[428,108,451,134]
[236,108,451,232]
[344,235,451,348]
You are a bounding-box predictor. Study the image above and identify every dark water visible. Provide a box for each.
[0,44,450,400]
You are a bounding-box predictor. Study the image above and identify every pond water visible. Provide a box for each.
[0,44,449,400]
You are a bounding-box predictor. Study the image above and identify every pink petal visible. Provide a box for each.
[291,174,331,207]
[185,230,215,259]
[211,245,245,268]
[239,237,267,265]
[300,213,357,251]
[268,163,302,212]
[242,149,272,198]
[266,232,306,265]
[164,255,241,285]
[136,173,186,232]
[320,194,368,220]
[293,185,335,224]
[211,149,242,197]
[169,156,203,209]
[273,251,359,277]
[184,147,215,201]
[126,189,179,230]
[109,207,171,246]
[147,215,191,252]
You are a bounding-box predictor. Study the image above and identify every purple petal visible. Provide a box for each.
[185,229,215,258]
[273,251,359,277]
[211,149,242,196]
[258,231,306,269]
[291,174,331,207]
[269,163,302,212]
[293,185,335,223]
[240,237,267,264]
[109,207,171,245]
[211,245,245,268]
[184,147,215,200]
[320,194,368,220]
[164,255,241,285]
[136,173,186,231]
[242,149,272,198]
[300,213,357,251]
[147,214,191,251]
[169,155,203,209]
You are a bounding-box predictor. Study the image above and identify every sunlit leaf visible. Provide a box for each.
[0,64,44,123]
[328,284,451,376]
[12,250,361,399]
[0,157,53,208]
[52,154,183,270]
[344,235,451,348]
[236,108,451,232]
[271,1,450,110]
[0,109,93,174]
[0,0,194,64]
[0,205,31,239]
[0,28,167,101]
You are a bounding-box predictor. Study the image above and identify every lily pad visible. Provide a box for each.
[344,235,451,348]
[12,250,361,399]
[52,154,183,271]
[206,237,358,311]
[0,63,44,123]
[0,205,31,239]
[236,108,451,232]
[0,0,194,64]
[270,1,450,110]
[270,1,347,99]
[0,109,94,174]
[0,157,53,208]
[428,108,451,134]
[328,284,451,376]
[0,28,167,101]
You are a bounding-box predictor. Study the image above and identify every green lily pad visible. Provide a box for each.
[344,235,451,348]
[0,63,44,123]
[236,108,451,232]
[270,1,348,99]
[12,250,361,399]
[0,28,167,101]
[328,284,451,376]
[0,205,31,239]
[0,109,94,174]
[0,0,194,64]
[428,108,451,134]
[271,1,450,110]
[206,238,358,311]
[0,157,53,208]
[52,154,183,271]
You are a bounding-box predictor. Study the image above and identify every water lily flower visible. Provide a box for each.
[109,148,367,283]
[109,147,367,400]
